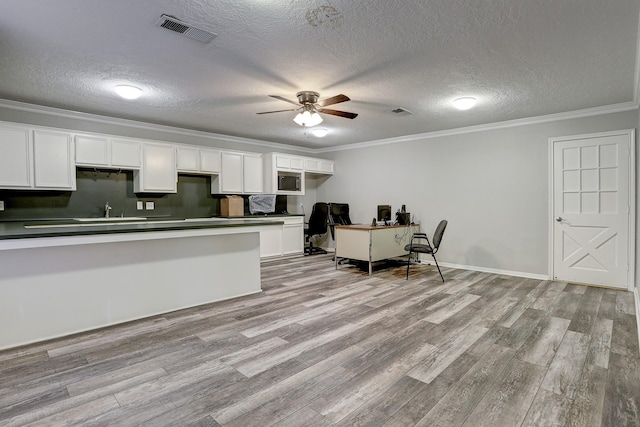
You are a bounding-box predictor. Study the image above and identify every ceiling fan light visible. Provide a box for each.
[453,97,477,110]
[293,110,323,127]
[115,85,142,100]
[311,128,328,137]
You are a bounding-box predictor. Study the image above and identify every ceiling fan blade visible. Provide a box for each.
[316,94,350,107]
[318,108,358,119]
[269,95,301,106]
[256,108,299,115]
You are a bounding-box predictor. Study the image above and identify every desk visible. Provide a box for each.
[335,224,420,275]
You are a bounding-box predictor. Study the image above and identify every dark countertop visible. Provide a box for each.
[0,217,286,241]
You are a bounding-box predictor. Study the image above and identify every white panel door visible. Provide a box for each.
[221,152,243,193]
[0,124,31,188]
[243,154,263,193]
[33,130,75,189]
[551,130,633,289]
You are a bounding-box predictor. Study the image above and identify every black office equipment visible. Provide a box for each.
[304,202,329,255]
[396,212,410,225]
[377,205,392,224]
[404,219,448,281]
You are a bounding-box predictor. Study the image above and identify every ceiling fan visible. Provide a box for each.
[257,91,358,127]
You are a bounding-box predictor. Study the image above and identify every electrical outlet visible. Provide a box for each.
[0,201,4,211]
[136,201,144,210]
[145,201,155,210]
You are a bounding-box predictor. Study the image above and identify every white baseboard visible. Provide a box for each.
[424,260,549,281]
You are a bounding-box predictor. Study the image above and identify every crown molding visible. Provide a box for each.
[1,98,637,156]
[0,98,316,155]
[316,101,640,153]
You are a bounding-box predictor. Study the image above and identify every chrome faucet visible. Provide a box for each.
[104,202,112,218]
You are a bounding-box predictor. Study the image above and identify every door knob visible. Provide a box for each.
[555,217,563,222]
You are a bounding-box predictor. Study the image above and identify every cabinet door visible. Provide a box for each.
[0,125,31,188]
[290,157,304,170]
[75,135,108,166]
[33,130,75,189]
[243,154,263,193]
[176,146,199,172]
[111,139,141,168]
[259,227,283,258]
[200,149,221,173]
[282,222,304,255]
[220,152,243,193]
[318,160,334,173]
[275,155,290,169]
[135,143,176,193]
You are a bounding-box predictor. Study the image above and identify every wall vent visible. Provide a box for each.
[156,14,217,44]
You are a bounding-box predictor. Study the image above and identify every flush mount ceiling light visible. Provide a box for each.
[453,97,477,110]
[293,104,323,127]
[114,85,142,100]
[311,128,328,137]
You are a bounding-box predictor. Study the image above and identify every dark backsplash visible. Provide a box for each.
[0,168,286,221]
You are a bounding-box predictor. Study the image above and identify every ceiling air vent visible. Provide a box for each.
[156,14,217,44]
[391,107,413,116]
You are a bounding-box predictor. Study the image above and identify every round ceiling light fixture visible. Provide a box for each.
[115,85,143,100]
[452,97,477,110]
[311,128,328,137]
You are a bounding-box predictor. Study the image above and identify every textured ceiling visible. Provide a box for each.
[0,0,638,148]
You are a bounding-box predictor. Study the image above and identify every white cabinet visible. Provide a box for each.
[75,135,141,169]
[243,153,263,193]
[305,158,334,174]
[33,130,76,190]
[217,152,263,194]
[263,153,305,195]
[220,152,243,193]
[0,124,32,188]
[259,226,283,258]
[275,154,304,171]
[176,146,220,174]
[134,143,177,193]
[282,216,304,255]
[243,216,304,258]
[0,124,75,190]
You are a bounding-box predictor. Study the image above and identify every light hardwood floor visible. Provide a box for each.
[1,254,639,426]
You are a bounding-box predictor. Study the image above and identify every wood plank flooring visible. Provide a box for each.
[1,254,639,426]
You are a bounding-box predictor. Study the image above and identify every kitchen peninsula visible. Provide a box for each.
[0,218,282,350]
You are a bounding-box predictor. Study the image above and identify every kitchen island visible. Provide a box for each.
[0,218,283,350]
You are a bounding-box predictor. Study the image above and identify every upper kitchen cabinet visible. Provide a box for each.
[33,130,76,190]
[304,157,334,175]
[133,143,177,193]
[215,151,263,194]
[176,146,221,174]
[75,135,141,169]
[0,123,32,189]
[0,124,76,190]
[263,153,305,195]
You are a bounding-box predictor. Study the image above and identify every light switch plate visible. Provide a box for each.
[145,201,155,210]
[136,201,144,210]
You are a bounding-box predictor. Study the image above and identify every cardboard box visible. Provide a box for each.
[221,195,244,217]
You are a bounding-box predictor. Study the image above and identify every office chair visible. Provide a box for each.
[328,202,352,240]
[405,219,448,282]
[304,202,329,255]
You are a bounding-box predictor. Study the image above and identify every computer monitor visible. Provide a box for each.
[377,205,392,222]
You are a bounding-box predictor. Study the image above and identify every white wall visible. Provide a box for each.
[319,110,639,278]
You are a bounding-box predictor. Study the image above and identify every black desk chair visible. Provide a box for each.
[304,202,329,255]
[328,202,352,240]
[405,220,448,281]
